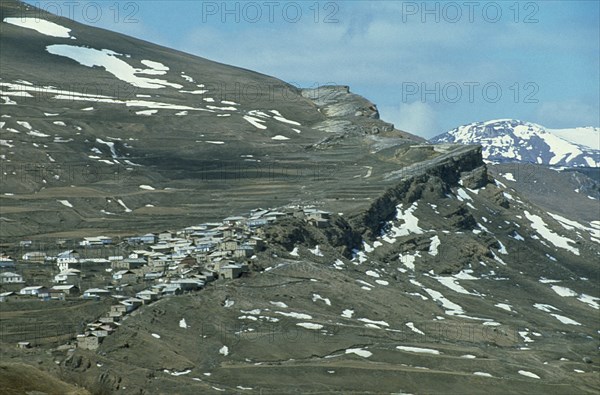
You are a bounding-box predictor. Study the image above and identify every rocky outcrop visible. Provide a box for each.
[263,143,491,259]
[353,144,488,238]
[302,85,412,140]
[261,214,362,258]
[63,354,92,372]
[301,86,380,119]
[460,165,490,189]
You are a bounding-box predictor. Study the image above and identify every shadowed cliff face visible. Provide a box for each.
[352,144,487,238]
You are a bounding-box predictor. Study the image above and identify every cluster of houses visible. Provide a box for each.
[1,206,333,348]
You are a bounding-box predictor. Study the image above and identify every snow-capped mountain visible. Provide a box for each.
[431,119,599,167]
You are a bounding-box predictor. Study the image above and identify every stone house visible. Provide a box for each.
[112,270,137,283]
[218,264,248,279]
[50,285,80,296]
[112,258,146,270]
[77,333,103,350]
[136,289,159,302]
[218,238,239,252]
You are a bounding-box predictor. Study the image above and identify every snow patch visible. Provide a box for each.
[296,322,323,330]
[550,285,577,297]
[309,245,323,256]
[550,314,581,325]
[396,346,440,355]
[136,109,157,116]
[501,172,516,182]
[345,348,372,358]
[46,45,182,89]
[341,309,354,318]
[4,17,73,38]
[57,200,73,208]
[524,211,579,255]
[117,199,132,213]
[243,115,267,129]
[495,303,512,312]
[312,294,331,306]
[275,311,312,320]
[270,110,301,125]
[428,235,441,256]
[518,370,540,379]
[357,318,389,327]
[406,322,424,335]
[224,299,234,308]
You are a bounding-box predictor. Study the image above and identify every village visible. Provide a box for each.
[0,207,332,350]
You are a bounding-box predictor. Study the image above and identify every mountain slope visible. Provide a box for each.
[48,143,600,394]
[431,119,599,167]
[1,1,599,394]
[0,0,422,240]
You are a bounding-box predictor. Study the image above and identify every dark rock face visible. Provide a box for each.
[441,205,478,231]
[260,217,313,251]
[460,165,490,189]
[488,187,511,209]
[63,354,91,372]
[98,371,122,392]
[261,215,362,259]
[353,145,487,238]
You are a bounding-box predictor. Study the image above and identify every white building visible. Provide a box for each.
[0,272,24,284]
[56,250,79,271]
[19,286,47,296]
[79,236,112,247]
[83,288,110,299]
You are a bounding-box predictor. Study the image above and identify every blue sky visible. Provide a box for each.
[27,0,600,138]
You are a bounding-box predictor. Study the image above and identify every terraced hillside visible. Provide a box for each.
[48,148,600,394]
[0,1,598,394]
[0,0,422,241]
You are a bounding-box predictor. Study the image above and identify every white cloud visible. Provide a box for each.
[52,0,595,135]
[380,101,439,138]
[535,100,600,128]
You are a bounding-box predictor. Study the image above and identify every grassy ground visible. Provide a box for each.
[0,362,91,395]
